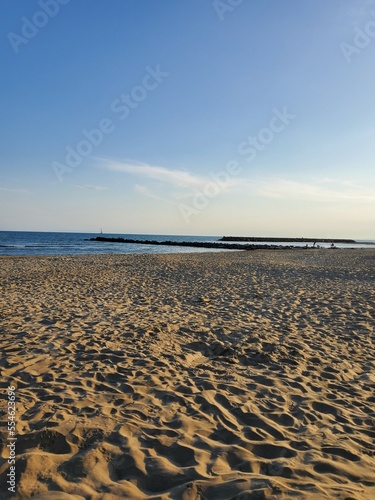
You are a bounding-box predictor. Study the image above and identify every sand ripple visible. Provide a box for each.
[0,250,374,499]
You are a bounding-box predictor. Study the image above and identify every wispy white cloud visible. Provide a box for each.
[0,187,30,194]
[98,159,205,188]
[95,158,238,206]
[73,184,108,191]
[244,178,375,203]
[134,184,174,204]
[94,157,374,207]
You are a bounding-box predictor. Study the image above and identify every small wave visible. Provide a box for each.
[0,244,26,248]
[25,244,75,248]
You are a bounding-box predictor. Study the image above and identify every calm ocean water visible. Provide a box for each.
[0,232,374,256]
[0,232,227,256]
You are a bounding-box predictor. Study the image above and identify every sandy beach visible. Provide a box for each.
[0,249,374,500]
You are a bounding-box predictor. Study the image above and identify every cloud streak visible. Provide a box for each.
[246,178,375,203]
[0,187,30,194]
[95,158,375,208]
[73,184,108,191]
[134,184,174,204]
[98,159,206,188]
[95,158,239,209]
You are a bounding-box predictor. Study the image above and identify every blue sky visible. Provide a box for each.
[1,0,374,237]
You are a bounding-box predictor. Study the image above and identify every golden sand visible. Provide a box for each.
[0,250,374,499]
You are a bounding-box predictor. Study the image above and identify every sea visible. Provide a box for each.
[0,231,374,257]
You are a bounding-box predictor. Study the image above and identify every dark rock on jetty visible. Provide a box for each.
[219,236,357,244]
[88,237,309,251]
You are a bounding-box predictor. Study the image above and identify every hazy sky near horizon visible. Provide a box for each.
[1,0,375,237]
